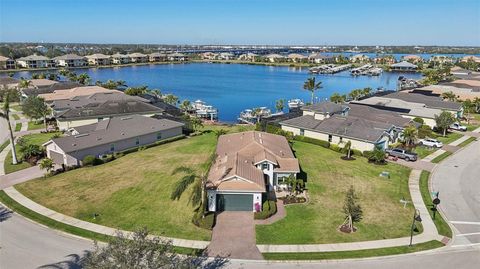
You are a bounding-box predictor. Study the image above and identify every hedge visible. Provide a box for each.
[294,135,330,148]
[254,200,277,220]
[329,144,342,152]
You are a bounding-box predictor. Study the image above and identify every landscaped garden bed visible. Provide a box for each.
[256,140,418,244]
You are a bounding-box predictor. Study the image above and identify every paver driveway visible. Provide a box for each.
[206,211,263,260]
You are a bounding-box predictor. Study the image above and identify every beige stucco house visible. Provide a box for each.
[16,55,55,68]
[53,54,87,67]
[86,54,111,65]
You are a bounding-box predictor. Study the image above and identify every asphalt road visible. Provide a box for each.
[432,139,480,247]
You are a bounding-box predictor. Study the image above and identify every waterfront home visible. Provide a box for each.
[461,55,480,63]
[429,55,454,64]
[44,115,184,167]
[167,52,188,61]
[149,52,168,62]
[410,84,480,101]
[287,53,308,63]
[54,95,163,130]
[53,54,88,67]
[200,52,218,60]
[218,52,235,60]
[280,102,411,152]
[127,52,148,63]
[390,61,418,72]
[86,54,111,65]
[111,53,131,64]
[206,131,299,212]
[16,54,55,68]
[38,85,120,102]
[402,55,423,63]
[308,53,335,64]
[265,53,285,63]
[237,53,258,62]
[349,54,370,63]
[0,56,16,69]
[20,81,82,99]
[351,92,463,128]
[373,55,396,65]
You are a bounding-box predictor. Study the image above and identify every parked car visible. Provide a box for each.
[449,122,467,131]
[419,138,443,148]
[385,148,418,162]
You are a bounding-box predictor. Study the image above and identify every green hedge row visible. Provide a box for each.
[294,135,330,148]
[254,200,277,220]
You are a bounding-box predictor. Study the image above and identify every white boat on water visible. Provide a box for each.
[238,107,272,124]
[288,99,304,109]
[193,99,218,121]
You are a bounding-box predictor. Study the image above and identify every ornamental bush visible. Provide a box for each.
[294,135,330,148]
[254,200,277,220]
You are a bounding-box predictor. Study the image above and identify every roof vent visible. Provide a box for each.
[72,143,76,146]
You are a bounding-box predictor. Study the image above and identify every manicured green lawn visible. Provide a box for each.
[413,146,437,159]
[436,132,463,145]
[12,114,20,120]
[10,104,22,112]
[431,151,452,164]
[16,133,217,241]
[3,132,61,174]
[419,171,452,238]
[256,141,417,244]
[0,140,9,152]
[458,137,476,147]
[28,121,45,131]
[14,123,21,132]
[262,240,444,260]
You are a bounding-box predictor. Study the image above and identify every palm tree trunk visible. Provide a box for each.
[44,116,48,132]
[7,117,18,164]
[311,92,314,104]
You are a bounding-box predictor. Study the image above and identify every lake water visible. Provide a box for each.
[15,63,423,122]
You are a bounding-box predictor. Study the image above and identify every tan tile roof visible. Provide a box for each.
[39,86,119,101]
[207,131,299,192]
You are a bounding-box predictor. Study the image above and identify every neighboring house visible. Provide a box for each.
[410,84,480,101]
[30,79,58,88]
[0,77,19,89]
[167,53,188,61]
[54,96,163,130]
[218,52,235,60]
[402,55,423,63]
[265,54,285,63]
[280,102,409,152]
[16,55,55,68]
[111,53,131,64]
[39,85,120,102]
[390,61,418,72]
[128,52,148,63]
[351,92,463,127]
[86,54,111,65]
[308,53,335,64]
[206,131,300,212]
[0,56,16,69]
[461,55,480,63]
[429,55,454,64]
[53,54,88,67]
[441,79,480,92]
[44,115,184,166]
[350,54,370,63]
[20,81,82,99]
[237,53,258,62]
[287,53,308,63]
[373,56,396,65]
[200,52,218,60]
[149,52,168,62]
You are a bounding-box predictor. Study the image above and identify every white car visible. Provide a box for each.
[449,123,467,132]
[419,138,443,148]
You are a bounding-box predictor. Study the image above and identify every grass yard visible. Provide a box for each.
[419,171,452,238]
[458,137,476,147]
[436,132,463,145]
[10,104,22,112]
[3,132,61,174]
[16,132,218,241]
[256,141,417,244]
[262,240,444,260]
[28,121,44,131]
[413,145,437,159]
[0,140,9,152]
[12,114,20,120]
[14,122,22,132]
[201,124,255,133]
[431,151,453,164]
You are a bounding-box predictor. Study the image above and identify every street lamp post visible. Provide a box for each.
[409,209,422,247]
[432,192,441,220]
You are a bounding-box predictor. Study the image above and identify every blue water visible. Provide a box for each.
[15,63,422,122]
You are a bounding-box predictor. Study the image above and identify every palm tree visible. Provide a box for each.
[190,116,203,132]
[214,129,227,138]
[472,97,480,113]
[180,100,191,114]
[402,125,418,148]
[76,73,91,85]
[164,94,179,106]
[330,93,345,104]
[252,107,263,123]
[18,78,32,89]
[341,140,353,159]
[361,87,372,97]
[303,77,322,104]
[441,91,457,102]
[0,92,18,164]
[39,158,54,177]
[170,166,208,213]
[463,100,474,124]
[275,99,285,113]
[58,68,71,77]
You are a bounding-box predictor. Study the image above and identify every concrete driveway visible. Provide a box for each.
[206,211,263,260]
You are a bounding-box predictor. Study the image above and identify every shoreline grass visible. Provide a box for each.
[262,240,444,260]
[431,151,452,163]
[419,171,452,238]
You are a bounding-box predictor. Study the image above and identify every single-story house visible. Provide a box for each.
[373,56,396,65]
[200,52,218,60]
[207,131,299,212]
[287,53,308,63]
[167,53,188,61]
[86,54,111,65]
[265,54,285,63]
[39,85,120,102]
[308,53,335,64]
[429,55,454,64]
[53,54,88,67]
[461,55,480,63]
[128,52,148,63]
[350,54,370,63]
[111,53,131,64]
[44,115,184,167]
[390,61,417,71]
[280,102,409,152]
[16,55,55,68]
[20,81,82,99]
[409,84,480,101]
[237,53,257,62]
[0,77,19,89]
[218,52,235,60]
[149,52,168,62]
[0,56,16,69]
[402,55,423,63]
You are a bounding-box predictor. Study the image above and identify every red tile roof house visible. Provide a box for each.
[206,131,299,212]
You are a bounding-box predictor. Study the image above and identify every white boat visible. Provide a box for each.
[238,107,272,124]
[288,99,304,109]
[192,99,218,121]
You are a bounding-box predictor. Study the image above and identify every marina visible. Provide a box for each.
[309,64,351,74]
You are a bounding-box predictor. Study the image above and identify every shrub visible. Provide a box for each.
[82,155,102,166]
[413,117,425,125]
[418,125,436,139]
[294,135,330,148]
[192,212,215,230]
[329,144,342,152]
[265,124,281,134]
[254,200,277,220]
[365,148,386,164]
[351,149,363,157]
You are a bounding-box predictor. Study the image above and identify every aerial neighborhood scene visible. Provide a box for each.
[0,0,479,268]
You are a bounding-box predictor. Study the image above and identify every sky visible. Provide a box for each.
[0,0,479,46]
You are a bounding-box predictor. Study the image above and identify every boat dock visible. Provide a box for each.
[350,64,382,76]
[309,64,351,74]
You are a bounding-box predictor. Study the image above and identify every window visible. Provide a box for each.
[262,163,269,170]
[156,132,162,140]
[300,129,304,136]
[110,143,115,152]
[339,137,343,143]
[135,137,140,145]
[328,135,332,142]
